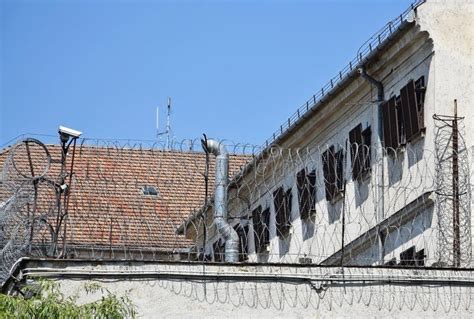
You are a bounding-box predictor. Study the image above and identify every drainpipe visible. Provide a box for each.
[358,67,385,264]
[201,138,239,262]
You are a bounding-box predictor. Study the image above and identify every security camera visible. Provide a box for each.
[58,126,82,138]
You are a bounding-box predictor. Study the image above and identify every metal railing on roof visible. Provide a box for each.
[260,0,425,151]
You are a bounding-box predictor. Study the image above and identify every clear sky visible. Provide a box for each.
[1,0,414,147]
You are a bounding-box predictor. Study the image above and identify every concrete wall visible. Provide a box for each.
[15,259,474,318]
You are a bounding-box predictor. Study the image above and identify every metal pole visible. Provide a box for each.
[452,99,460,267]
[25,141,37,255]
[61,138,77,258]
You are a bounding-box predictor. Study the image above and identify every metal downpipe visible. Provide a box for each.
[202,139,239,262]
[358,67,385,264]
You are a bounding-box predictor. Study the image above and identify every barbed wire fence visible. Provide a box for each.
[0,131,473,311]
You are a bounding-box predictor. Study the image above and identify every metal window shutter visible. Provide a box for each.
[251,206,263,253]
[296,169,309,220]
[381,97,399,149]
[349,123,363,179]
[273,187,285,237]
[322,146,336,201]
[307,170,317,213]
[335,150,344,192]
[262,208,271,249]
[400,79,420,141]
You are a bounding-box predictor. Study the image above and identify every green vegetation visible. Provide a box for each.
[0,280,136,319]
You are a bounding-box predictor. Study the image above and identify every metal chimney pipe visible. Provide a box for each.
[202,138,239,262]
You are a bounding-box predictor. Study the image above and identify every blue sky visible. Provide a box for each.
[1,0,414,147]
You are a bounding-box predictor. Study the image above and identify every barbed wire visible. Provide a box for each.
[0,130,472,286]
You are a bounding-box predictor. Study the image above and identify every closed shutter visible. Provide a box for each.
[298,168,317,220]
[381,96,399,149]
[234,224,249,261]
[362,126,372,172]
[335,150,344,192]
[322,146,336,201]
[297,168,309,219]
[284,188,293,225]
[252,206,263,253]
[307,170,317,217]
[349,124,363,180]
[261,208,270,249]
[400,79,420,141]
[273,187,285,237]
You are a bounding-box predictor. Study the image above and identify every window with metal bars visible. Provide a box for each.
[213,239,225,262]
[234,224,249,261]
[322,146,345,202]
[349,124,371,180]
[381,76,426,150]
[273,187,292,238]
[399,246,425,266]
[252,206,270,253]
[296,168,317,220]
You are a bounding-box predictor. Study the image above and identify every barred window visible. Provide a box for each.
[234,224,249,261]
[322,146,345,201]
[399,246,425,266]
[382,76,426,150]
[296,168,317,220]
[349,124,371,180]
[273,187,292,238]
[252,206,270,253]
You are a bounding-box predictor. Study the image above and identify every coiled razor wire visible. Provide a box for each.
[0,133,473,306]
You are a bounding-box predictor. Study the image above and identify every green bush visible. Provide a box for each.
[0,280,136,319]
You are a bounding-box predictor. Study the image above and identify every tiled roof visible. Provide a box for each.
[0,142,250,253]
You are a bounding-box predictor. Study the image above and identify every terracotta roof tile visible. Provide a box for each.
[0,142,250,253]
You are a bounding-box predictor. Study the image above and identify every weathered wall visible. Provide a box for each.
[17,260,474,318]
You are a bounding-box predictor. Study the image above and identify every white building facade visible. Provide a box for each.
[187,0,474,269]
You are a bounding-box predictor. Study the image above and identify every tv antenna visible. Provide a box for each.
[156,97,172,149]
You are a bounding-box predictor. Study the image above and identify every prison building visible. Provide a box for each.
[180,0,474,268]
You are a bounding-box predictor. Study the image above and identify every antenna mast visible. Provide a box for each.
[156,97,172,150]
[166,97,171,150]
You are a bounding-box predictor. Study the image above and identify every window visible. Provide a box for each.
[381,96,400,150]
[273,187,292,238]
[384,258,397,266]
[400,79,422,142]
[349,124,371,180]
[399,246,416,266]
[296,168,317,220]
[415,76,426,129]
[213,239,225,262]
[142,185,158,196]
[399,246,425,266]
[322,146,344,201]
[234,224,249,261]
[252,206,270,253]
[415,249,425,266]
[381,76,426,150]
